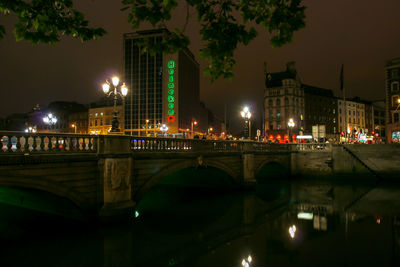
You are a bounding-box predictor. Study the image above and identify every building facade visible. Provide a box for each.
[337,99,366,140]
[88,105,124,135]
[123,29,203,136]
[385,58,400,143]
[303,85,338,139]
[264,62,305,141]
[372,100,386,140]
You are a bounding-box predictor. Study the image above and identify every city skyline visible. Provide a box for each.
[1,0,399,133]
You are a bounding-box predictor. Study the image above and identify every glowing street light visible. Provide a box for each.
[289,224,297,239]
[241,107,252,139]
[71,123,77,134]
[25,126,37,133]
[288,118,295,143]
[145,119,150,136]
[43,113,57,125]
[191,120,198,138]
[102,76,128,133]
[160,124,169,137]
[241,255,253,267]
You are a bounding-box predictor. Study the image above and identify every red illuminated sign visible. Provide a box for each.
[168,115,175,122]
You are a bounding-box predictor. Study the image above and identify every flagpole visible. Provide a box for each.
[341,64,346,143]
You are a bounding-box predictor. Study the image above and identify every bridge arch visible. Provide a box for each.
[134,158,237,201]
[0,177,87,210]
[255,160,289,182]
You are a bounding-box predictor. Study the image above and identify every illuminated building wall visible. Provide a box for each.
[88,105,123,135]
[123,29,200,136]
[385,58,400,143]
[264,62,305,138]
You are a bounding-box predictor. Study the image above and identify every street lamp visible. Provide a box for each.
[191,120,198,138]
[288,118,295,143]
[71,123,77,134]
[241,107,251,139]
[25,125,37,133]
[145,119,149,136]
[102,76,128,133]
[160,124,168,137]
[43,113,57,131]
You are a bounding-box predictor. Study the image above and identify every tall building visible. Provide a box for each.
[264,62,305,140]
[123,29,202,136]
[303,85,338,138]
[385,58,400,143]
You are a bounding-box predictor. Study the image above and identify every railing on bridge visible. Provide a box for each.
[0,131,331,154]
[130,137,331,152]
[0,132,97,153]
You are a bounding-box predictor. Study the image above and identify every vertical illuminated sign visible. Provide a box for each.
[167,60,175,122]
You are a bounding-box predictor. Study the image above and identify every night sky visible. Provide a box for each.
[1,0,399,132]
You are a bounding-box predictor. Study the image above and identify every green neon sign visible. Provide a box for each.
[167,60,176,118]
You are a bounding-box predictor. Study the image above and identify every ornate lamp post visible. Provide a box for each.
[102,76,128,133]
[288,118,295,143]
[43,113,57,132]
[241,107,251,139]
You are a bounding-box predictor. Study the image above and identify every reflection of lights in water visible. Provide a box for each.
[289,225,297,238]
[135,210,140,218]
[376,217,381,224]
[241,255,252,267]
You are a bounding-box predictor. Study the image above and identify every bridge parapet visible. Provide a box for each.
[0,131,97,154]
[0,131,332,155]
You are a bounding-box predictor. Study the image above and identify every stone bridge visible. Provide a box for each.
[1,131,398,220]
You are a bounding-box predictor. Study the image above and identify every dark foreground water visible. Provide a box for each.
[1,180,400,266]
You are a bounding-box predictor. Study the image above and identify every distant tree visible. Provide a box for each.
[0,0,306,81]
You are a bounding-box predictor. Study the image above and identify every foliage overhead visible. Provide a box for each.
[0,0,306,81]
[0,0,106,44]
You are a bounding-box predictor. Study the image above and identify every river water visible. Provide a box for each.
[1,180,400,266]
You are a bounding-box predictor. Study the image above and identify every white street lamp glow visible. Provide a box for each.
[112,76,119,86]
[102,83,110,94]
[102,75,128,133]
[121,83,128,96]
[43,117,49,123]
[243,106,249,113]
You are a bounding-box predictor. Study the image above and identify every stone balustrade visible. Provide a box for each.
[0,131,331,155]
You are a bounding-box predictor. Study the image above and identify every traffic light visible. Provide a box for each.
[340,131,345,136]
[371,131,375,135]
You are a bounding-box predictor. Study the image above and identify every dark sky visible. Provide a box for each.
[1,0,400,132]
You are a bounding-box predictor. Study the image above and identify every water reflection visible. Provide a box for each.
[1,181,400,266]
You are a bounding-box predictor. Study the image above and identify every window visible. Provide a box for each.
[277,99,281,106]
[333,109,336,114]
[268,99,273,107]
[285,97,289,105]
[392,69,399,79]
[392,95,399,107]
[392,82,399,91]
[395,113,399,122]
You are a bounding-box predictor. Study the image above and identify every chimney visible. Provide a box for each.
[286,61,296,74]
